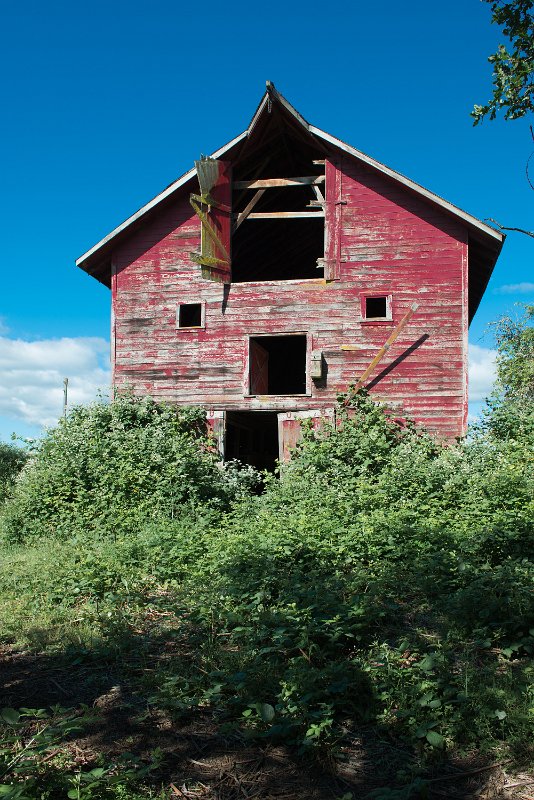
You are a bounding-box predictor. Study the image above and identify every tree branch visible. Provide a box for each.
[527,126,534,191]
[485,218,534,238]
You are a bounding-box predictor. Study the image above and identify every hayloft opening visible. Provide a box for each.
[249,335,307,395]
[231,164,325,283]
[225,411,279,471]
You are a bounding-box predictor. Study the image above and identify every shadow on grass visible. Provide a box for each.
[1,632,385,799]
[1,574,527,798]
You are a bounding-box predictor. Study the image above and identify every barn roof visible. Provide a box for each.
[77,82,504,321]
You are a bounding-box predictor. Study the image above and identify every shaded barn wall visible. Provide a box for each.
[112,159,468,439]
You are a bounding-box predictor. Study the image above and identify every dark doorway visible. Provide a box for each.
[225,411,279,471]
[249,335,307,395]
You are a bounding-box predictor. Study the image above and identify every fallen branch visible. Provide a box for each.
[427,760,510,784]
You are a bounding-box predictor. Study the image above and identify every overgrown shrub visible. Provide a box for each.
[0,396,257,543]
[160,393,532,751]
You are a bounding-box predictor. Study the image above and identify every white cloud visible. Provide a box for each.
[468,343,497,402]
[494,282,534,295]
[0,336,110,428]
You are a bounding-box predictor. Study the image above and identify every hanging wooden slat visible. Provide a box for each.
[190,198,230,260]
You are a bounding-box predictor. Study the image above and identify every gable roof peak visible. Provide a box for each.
[76,83,504,300]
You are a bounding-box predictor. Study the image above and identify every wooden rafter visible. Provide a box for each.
[312,184,325,202]
[234,175,325,190]
[243,211,325,219]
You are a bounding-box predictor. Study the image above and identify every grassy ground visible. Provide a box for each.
[1,532,532,800]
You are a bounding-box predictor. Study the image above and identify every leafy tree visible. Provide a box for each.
[0,442,27,504]
[494,302,534,395]
[480,304,534,438]
[472,0,534,124]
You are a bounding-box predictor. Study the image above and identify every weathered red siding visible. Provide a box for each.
[112,158,468,440]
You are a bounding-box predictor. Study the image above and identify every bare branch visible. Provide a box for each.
[528,126,534,191]
[485,218,534,238]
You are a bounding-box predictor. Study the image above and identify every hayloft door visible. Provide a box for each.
[190,157,232,283]
[249,339,269,395]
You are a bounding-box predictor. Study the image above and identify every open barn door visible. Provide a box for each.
[206,409,225,457]
[324,157,343,281]
[277,408,335,463]
[190,157,232,283]
[249,338,269,394]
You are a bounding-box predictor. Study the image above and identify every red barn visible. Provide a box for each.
[77,83,504,468]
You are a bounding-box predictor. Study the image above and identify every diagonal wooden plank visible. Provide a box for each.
[234,189,266,229]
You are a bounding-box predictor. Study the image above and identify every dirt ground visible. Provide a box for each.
[1,644,532,800]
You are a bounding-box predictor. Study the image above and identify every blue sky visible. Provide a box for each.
[0,0,532,441]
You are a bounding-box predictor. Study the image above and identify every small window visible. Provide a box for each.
[366,297,387,318]
[177,303,203,328]
[361,295,392,321]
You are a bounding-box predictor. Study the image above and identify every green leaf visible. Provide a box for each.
[494,709,507,720]
[89,767,106,778]
[260,703,275,723]
[426,731,445,748]
[1,709,20,725]
[67,792,79,799]
[418,655,436,673]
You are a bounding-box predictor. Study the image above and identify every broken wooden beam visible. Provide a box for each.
[189,197,230,261]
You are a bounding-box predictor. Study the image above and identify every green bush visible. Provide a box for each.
[0,396,257,543]
[134,392,532,752]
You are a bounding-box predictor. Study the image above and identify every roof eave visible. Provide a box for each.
[309,125,504,247]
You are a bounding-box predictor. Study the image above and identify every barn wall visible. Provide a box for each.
[112,160,468,439]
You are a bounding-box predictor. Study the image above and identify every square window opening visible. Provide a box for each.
[365,296,388,319]
[178,303,202,328]
[249,335,307,395]
[225,411,279,472]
